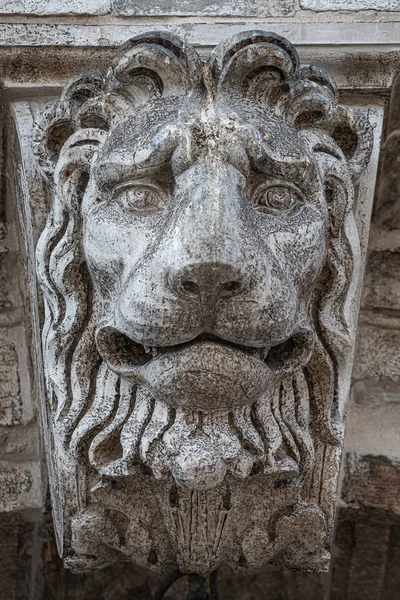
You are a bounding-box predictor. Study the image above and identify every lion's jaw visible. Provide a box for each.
[94,324,315,491]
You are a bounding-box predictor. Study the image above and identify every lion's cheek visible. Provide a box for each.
[264,217,327,295]
[214,273,297,346]
[116,269,204,346]
[82,212,153,303]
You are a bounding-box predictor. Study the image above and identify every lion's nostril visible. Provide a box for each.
[221,280,243,295]
[180,280,199,296]
[169,263,248,303]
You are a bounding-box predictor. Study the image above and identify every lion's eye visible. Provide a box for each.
[252,183,303,216]
[115,184,167,214]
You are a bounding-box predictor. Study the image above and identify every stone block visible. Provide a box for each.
[353,322,400,405]
[112,0,294,17]
[342,453,400,513]
[301,0,400,10]
[0,331,22,426]
[344,401,400,459]
[362,250,400,311]
[0,423,39,458]
[0,0,110,15]
[331,508,400,600]
[0,462,42,512]
[0,326,34,426]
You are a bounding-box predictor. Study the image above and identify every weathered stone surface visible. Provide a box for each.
[352,321,400,405]
[344,401,400,460]
[2,23,400,53]
[374,135,400,229]
[0,0,397,596]
[112,0,294,16]
[0,462,42,512]
[0,423,39,458]
[0,0,110,15]
[362,250,400,311]
[356,322,400,381]
[342,453,400,513]
[0,324,35,427]
[1,0,294,16]
[373,72,400,230]
[0,331,22,426]
[301,0,400,10]
[330,508,400,600]
[28,30,375,575]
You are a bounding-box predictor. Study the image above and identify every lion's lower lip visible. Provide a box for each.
[139,342,274,410]
[96,327,314,380]
[150,333,267,361]
[96,328,268,373]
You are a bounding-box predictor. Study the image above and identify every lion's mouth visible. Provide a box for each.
[96,327,314,376]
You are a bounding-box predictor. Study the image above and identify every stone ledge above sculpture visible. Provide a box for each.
[30,30,374,574]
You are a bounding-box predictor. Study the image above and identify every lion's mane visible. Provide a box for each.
[34,32,373,500]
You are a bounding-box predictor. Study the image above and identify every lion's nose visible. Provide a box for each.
[169,262,249,304]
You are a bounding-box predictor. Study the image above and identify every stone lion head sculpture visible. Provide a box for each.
[34,31,372,573]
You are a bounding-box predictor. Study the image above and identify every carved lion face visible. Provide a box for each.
[88,106,323,402]
[34,32,372,572]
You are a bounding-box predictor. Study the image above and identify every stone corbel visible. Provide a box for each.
[10,30,383,575]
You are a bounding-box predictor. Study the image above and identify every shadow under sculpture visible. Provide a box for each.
[34,30,373,575]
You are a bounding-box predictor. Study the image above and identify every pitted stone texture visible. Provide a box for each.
[0,462,42,512]
[0,0,110,15]
[32,31,373,574]
[345,401,400,461]
[0,423,40,458]
[342,453,400,513]
[301,0,400,10]
[362,250,400,311]
[112,0,294,16]
[1,0,293,16]
[331,508,400,600]
[0,326,34,427]
[0,331,22,426]
[352,321,400,406]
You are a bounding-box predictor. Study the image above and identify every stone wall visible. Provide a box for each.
[0,1,399,599]
[1,0,400,17]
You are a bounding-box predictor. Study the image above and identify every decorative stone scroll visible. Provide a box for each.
[33,31,373,574]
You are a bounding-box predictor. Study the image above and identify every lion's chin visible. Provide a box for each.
[162,432,254,491]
